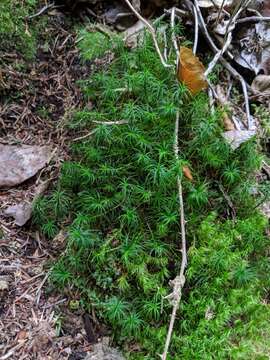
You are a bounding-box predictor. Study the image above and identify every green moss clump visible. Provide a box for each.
[34,31,270,359]
[0,0,38,60]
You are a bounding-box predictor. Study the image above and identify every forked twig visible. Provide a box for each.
[161,110,187,360]
[123,0,172,68]
[190,0,252,129]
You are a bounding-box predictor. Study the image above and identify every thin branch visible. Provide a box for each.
[193,5,199,55]
[123,0,172,68]
[163,29,168,62]
[92,120,128,125]
[27,3,62,20]
[72,120,128,142]
[161,110,187,360]
[237,16,270,24]
[170,7,180,59]
[215,0,227,25]
[72,129,98,142]
[204,32,232,77]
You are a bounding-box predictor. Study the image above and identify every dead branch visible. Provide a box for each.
[123,0,172,68]
[193,5,199,54]
[161,110,187,360]
[170,7,180,60]
[237,16,270,24]
[187,0,253,129]
[27,3,62,20]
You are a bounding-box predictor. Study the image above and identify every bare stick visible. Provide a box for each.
[171,7,180,59]
[204,32,232,77]
[161,111,187,360]
[163,29,168,62]
[72,129,98,142]
[193,5,199,55]
[92,120,128,125]
[123,0,172,68]
[237,16,270,24]
[0,340,27,360]
[27,3,63,20]
[215,0,227,25]
[72,120,128,142]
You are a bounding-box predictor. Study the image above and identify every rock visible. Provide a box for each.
[4,202,32,226]
[84,338,125,360]
[0,144,52,188]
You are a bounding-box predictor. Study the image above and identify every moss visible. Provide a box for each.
[33,29,270,359]
[0,0,38,60]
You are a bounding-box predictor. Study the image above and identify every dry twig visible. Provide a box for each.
[193,5,199,55]
[237,16,270,24]
[188,0,253,129]
[161,110,187,360]
[123,0,172,68]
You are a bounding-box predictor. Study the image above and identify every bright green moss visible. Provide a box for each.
[33,29,270,359]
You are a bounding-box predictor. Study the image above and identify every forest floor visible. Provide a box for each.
[1,1,270,360]
[0,10,96,360]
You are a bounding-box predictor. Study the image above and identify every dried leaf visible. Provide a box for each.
[223,112,235,131]
[215,85,235,130]
[178,47,207,95]
[124,20,145,48]
[84,337,125,360]
[234,22,270,75]
[222,130,256,150]
[183,165,193,181]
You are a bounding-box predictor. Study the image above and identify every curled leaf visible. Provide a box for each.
[178,47,208,95]
[183,165,193,181]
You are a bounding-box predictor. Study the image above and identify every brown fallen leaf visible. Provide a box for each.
[178,47,208,95]
[183,165,193,181]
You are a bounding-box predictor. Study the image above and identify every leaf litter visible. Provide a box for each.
[0,8,100,360]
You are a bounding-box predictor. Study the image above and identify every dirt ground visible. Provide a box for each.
[0,10,97,360]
